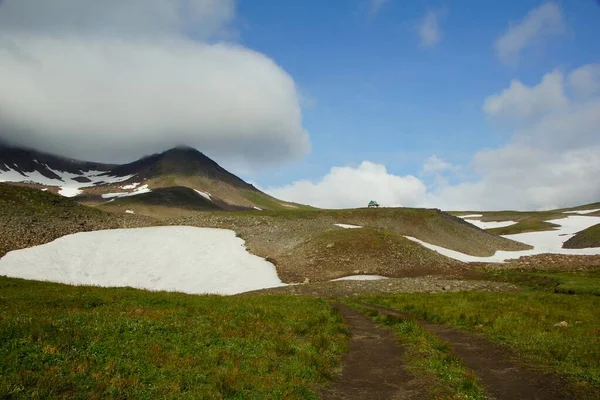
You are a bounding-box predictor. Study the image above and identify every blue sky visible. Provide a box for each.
[1,0,599,210]
[236,0,599,185]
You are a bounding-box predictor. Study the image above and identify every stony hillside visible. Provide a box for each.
[0,184,156,258]
[563,223,600,249]
[0,187,533,283]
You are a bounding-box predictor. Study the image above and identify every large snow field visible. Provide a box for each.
[0,226,286,295]
[406,215,600,263]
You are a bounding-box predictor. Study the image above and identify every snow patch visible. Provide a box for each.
[405,215,600,263]
[101,184,151,199]
[564,209,600,215]
[334,224,362,229]
[0,227,287,295]
[125,210,135,214]
[253,206,262,211]
[331,275,388,281]
[465,220,518,230]
[194,190,212,201]
[120,182,141,190]
[458,214,483,219]
[58,187,83,198]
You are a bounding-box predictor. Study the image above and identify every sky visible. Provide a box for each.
[0,0,599,211]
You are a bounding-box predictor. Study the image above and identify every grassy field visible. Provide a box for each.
[345,301,487,399]
[489,269,600,295]
[0,277,348,399]
[359,291,600,396]
[563,223,600,249]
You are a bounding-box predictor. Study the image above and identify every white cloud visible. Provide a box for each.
[482,70,568,121]
[421,155,454,175]
[427,65,600,210]
[495,2,565,65]
[369,0,388,20]
[418,10,444,48]
[266,161,427,209]
[271,65,600,211]
[568,63,600,99]
[0,0,309,165]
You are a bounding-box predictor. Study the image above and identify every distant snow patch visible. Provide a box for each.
[40,188,48,192]
[331,275,388,281]
[58,187,83,198]
[458,214,483,219]
[405,215,600,263]
[0,227,286,295]
[465,220,518,230]
[120,182,141,190]
[564,209,600,215]
[334,224,362,229]
[102,184,151,199]
[194,190,212,201]
[254,207,262,211]
[125,210,135,214]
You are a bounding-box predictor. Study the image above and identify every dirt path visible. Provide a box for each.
[322,303,427,400]
[362,303,574,400]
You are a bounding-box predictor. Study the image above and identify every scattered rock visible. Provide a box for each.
[554,321,568,328]
[133,308,144,315]
[326,243,335,248]
[303,277,310,284]
[442,285,451,291]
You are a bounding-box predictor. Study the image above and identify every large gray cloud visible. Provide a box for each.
[0,0,310,164]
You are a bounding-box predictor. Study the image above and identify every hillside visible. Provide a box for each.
[0,144,303,211]
[453,202,600,235]
[0,184,156,258]
[563,223,600,249]
[169,207,531,282]
[0,185,533,284]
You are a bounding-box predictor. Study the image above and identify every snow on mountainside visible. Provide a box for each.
[0,144,290,211]
[0,144,133,197]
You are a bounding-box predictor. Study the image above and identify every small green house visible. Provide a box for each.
[368,200,379,208]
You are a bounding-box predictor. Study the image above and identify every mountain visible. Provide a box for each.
[0,144,302,212]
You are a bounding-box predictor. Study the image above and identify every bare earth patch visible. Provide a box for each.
[322,304,428,400]
[362,303,577,400]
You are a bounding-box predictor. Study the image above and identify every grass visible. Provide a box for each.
[0,183,105,218]
[487,219,560,235]
[345,301,487,400]
[359,291,600,396]
[563,223,600,249]
[452,210,564,235]
[489,269,600,296]
[0,277,348,399]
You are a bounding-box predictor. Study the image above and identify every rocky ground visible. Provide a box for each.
[244,276,518,297]
[485,254,600,271]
